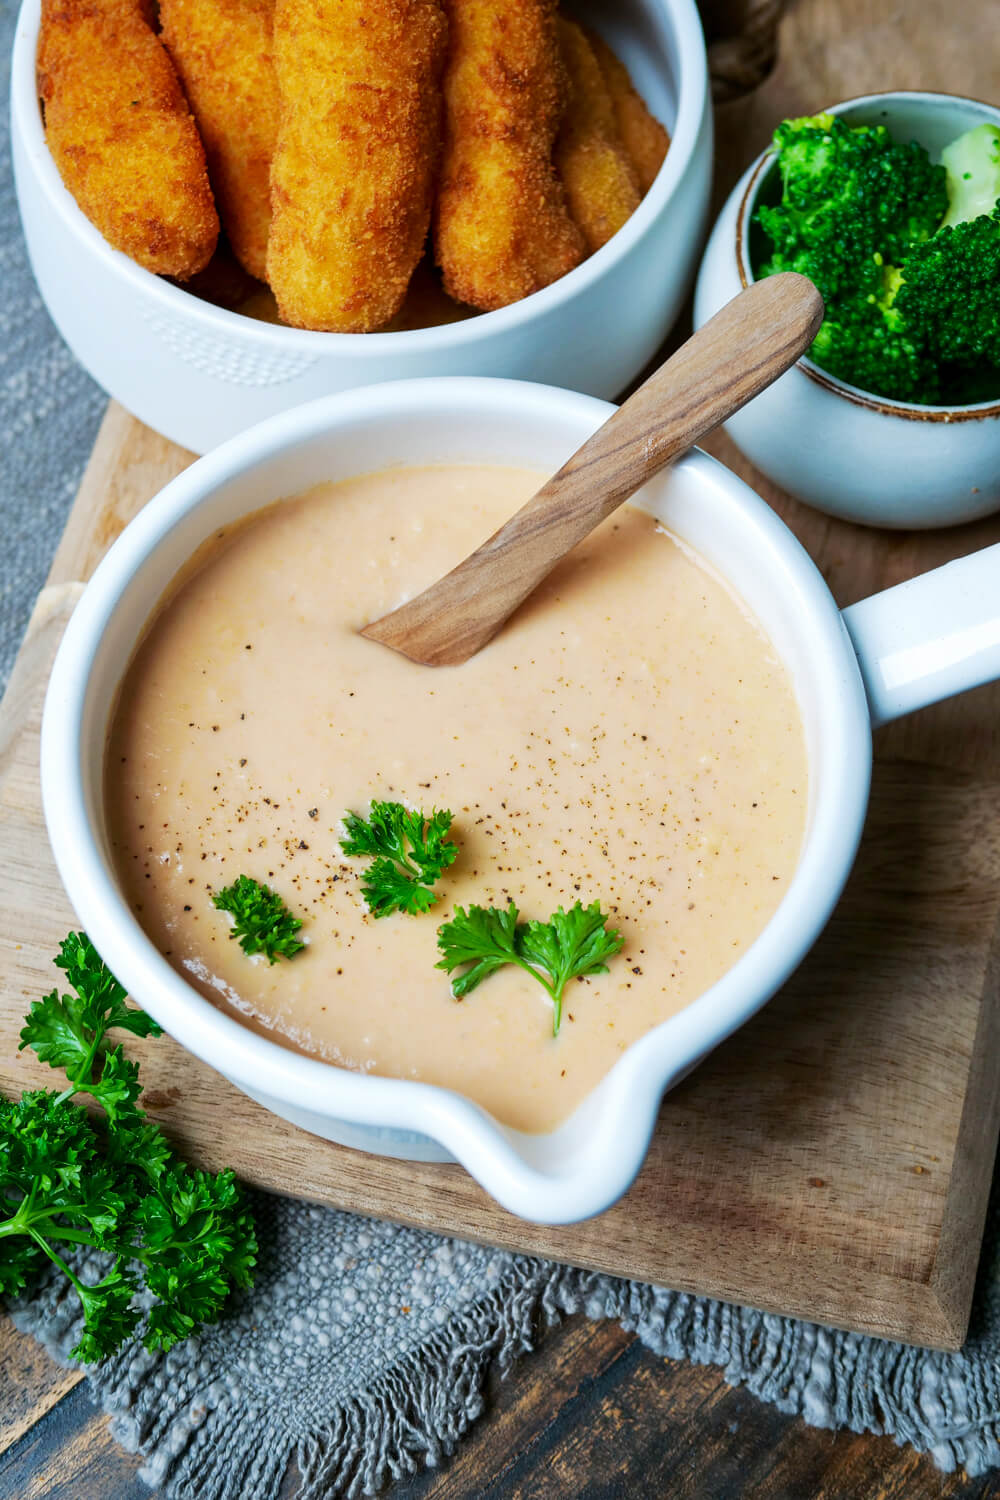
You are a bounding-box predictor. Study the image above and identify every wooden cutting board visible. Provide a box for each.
[3,0,1000,1354]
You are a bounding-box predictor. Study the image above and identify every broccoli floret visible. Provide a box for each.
[940,122,1000,227]
[808,263,938,402]
[810,306,939,404]
[757,115,948,305]
[755,114,1000,404]
[908,124,1000,398]
[894,206,1000,371]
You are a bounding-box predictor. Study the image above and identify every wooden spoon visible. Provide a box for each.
[362,272,823,667]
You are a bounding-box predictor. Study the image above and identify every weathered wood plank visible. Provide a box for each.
[0,1316,83,1456]
[0,1380,145,1500]
[46,403,193,592]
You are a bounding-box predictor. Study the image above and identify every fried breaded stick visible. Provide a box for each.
[554,19,640,254]
[434,0,584,312]
[38,0,218,278]
[159,0,278,282]
[267,0,447,332]
[586,29,670,194]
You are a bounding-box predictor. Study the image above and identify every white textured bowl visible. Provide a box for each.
[694,91,1000,528]
[40,378,1000,1222]
[11,0,711,456]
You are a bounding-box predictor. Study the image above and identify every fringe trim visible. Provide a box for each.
[554,1275,1000,1480]
[294,1260,575,1499]
[9,1254,579,1500]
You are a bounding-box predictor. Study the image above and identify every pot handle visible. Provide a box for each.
[841,543,1000,730]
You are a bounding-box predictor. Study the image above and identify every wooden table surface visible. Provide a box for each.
[5,0,1000,1496]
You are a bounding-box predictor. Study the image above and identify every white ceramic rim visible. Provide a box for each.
[11,0,708,353]
[736,89,1000,419]
[40,377,873,1223]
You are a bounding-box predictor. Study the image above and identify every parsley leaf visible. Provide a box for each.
[340,801,457,917]
[101,1110,174,1185]
[436,900,624,1035]
[2,935,257,1363]
[137,1165,257,1350]
[54,930,156,1038]
[212,875,305,962]
[518,903,626,1033]
[86,1046,143,1124]
[19,932,161,1119]
[435,901,523,996]
[72,1268,143,1363]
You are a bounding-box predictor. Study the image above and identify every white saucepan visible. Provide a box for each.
[39,379,1000,1222]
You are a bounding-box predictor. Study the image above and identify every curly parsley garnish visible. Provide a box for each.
[212,875,305,962]
[340,801,457,917]
[436,900,624,1035]
[2,933,256,1363]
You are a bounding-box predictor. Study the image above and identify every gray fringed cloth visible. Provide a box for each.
[3,0,1000,1491]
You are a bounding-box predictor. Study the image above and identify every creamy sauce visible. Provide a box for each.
[106,465,807,1132]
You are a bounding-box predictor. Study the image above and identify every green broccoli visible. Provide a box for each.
[893,207,1000,388]
[755,116,1000,405]
[890,124,1000,399]
[809,302,939,404]
[757,114,947,305]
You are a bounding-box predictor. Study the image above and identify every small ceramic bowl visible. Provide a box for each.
[11,0,711,456]
[694,91,1000,528]
[39,378,1000,1223]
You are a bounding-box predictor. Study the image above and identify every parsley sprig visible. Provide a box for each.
[436,900,624,1035]
[21,929,161,1121]
[212,875,305,962]
[1,934,256,1362]
[340,801,457,917]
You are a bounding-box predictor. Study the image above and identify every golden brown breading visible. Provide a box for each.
[586,28,670,194]
[554,19,640,253]
[159,0,278,282]
[266,0,448,333]
[434,0,584,312]
[38,0,218,278]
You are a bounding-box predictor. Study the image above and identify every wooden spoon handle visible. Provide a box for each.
[363,273,823,666]
[514,272,822,540]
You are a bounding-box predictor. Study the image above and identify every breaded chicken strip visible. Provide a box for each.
[554,19,640,253]
[435,0,584,312]
[159,0,278,282]
[267,0,447,333]
[38,0,218,278]
[586,29,670,194]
